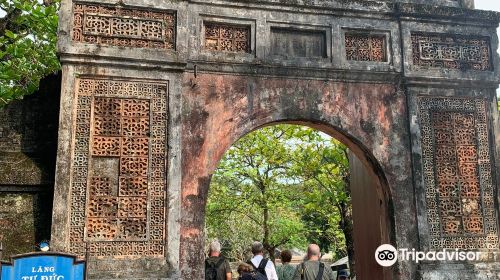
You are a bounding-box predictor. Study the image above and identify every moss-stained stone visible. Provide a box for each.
[0,192,53,260]
[0,73,60,186]
[0,152,45,185]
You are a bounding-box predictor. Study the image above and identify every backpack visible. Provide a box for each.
[299,262,325,280]
[205,257,226,280]
[247,258,268,280]
[239,271,267,280]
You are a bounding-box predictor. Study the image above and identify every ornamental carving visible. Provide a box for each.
[72,2,175,49]
[204,22,250,53]
[418,97,498,249]
[345,33,386,62]
[411,33,491,71]
[71,78,167,257]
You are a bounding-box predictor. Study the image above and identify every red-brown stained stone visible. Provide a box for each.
[179,73,413,279]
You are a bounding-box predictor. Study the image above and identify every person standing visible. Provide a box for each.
[292,244,335,280]
[276,250,295,280]
[205,240,232,280]
[248,241,279,280]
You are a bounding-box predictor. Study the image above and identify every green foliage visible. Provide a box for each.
[496,91,499,113]
[206,125,351,261]
[292,133,351,257]
[0,0,60,106]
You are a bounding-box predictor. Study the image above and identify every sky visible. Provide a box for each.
[475,0,500,96]
[475,0,500,54]
[475,0,500,13]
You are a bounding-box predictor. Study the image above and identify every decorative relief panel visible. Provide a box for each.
[418,97,498,249]
[70,78,167,258]
[72,2,175,49]
[345,33,386,62]
[411,33,491,71]
[204,22,250,53]
[270,28,327,58]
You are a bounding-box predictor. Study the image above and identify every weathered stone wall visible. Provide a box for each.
[0,193,53,258]
[179,75,411,279]
[30,0,500,279]
[0,74,60,260]
[0,74,60,186]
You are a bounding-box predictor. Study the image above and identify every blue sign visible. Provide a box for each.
[1,253,85,280]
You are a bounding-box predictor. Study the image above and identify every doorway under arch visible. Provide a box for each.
[204,122,394,279]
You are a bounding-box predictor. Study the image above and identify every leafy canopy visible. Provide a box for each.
[206,124,351,261]
[0,0,60,106]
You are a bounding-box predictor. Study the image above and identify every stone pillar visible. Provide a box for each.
[52,1,185,278]
[52,0,500,279]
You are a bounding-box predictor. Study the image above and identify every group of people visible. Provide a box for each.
[205,240,349,280]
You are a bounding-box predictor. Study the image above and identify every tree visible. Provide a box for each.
[207,125,307,261]
[292,135,355,274]
[206,125,353,267]
[0,0,60,106]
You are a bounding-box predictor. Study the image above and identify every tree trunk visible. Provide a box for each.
[260,180,275,262]
[263,205,274,261]
[339,172,355,277]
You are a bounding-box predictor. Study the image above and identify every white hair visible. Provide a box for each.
[209,240,221,253]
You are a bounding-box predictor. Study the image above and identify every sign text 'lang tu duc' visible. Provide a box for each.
[0,253,85,280]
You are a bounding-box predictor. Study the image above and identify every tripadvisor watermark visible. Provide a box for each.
[375,244,482,267]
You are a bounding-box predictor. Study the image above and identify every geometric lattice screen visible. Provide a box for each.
[204,22,250,53]
[70,77,167,258]
[345,33,387,62]
[72,2,176,50]
[418,97,498,249]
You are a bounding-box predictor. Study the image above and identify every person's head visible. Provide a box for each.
[306,244,321,261]
[337,270,349,280]
[209,240,221,256]
[237,263,253,274]
[280,250,292,264]
[251,241,264,256]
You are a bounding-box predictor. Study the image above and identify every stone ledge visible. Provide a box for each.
[190,0,394,12]
[187,61,402,83]
[397,3,500,25]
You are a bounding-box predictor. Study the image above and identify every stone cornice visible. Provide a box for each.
[396,3,500,26]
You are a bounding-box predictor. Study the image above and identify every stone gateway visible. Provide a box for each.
[2,0,499,279]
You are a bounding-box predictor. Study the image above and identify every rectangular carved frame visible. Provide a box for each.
[72,2,176,50]
[70,76,168,258]
[418,97,498,249]
[199,15,256,60]
[266,20,332,63]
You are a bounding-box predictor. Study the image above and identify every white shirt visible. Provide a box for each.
[250,255,278,280]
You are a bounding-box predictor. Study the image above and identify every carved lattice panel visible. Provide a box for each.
[345,33,386,62]
[70,78,167,258]
[204,22,250,53]
[411,33,491,71]
[418,97,498,249]
[72,2,175,49]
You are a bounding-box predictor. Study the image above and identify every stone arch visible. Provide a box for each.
[179,73,412,279]
[48,1,500,279]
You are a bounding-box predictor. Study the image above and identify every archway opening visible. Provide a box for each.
[204,123,392,279]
